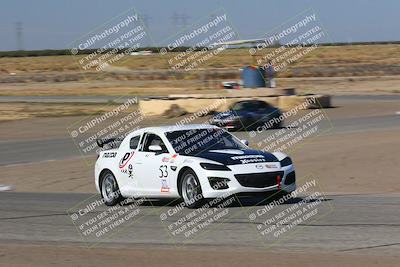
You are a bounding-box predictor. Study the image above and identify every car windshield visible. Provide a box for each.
[231,101,271,111]
[231,102,253,111]
[165,128,246,155]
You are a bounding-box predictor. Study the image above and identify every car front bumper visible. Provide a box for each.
[210,119,242,131]
[199,163,296,199]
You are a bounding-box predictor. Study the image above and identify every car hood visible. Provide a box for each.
[195,149,279,165]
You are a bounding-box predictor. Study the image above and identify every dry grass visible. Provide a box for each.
[0,44,399,74]
[0,84,218,96]
[0,102,122,121]
[0,44,399,97]
[0,55,79,74]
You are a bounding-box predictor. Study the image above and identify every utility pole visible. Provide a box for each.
[180,13,189,29]
[16,21,23,51]
[139,14,151,48]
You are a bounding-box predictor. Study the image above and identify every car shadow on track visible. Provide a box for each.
[232,195,332,207]
[122,193,332,208]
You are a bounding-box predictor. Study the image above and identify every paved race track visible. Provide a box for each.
[1,95,399,166]
[0,192,399,255]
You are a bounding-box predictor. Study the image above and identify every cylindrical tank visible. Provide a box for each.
[242,66,265,88]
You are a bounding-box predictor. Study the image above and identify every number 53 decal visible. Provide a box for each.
[159,165,168,178]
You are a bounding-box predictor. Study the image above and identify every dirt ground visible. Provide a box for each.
[280,75,400,95]
[1,242,399,267]
[0,102,120,121]
[0,75,399,97]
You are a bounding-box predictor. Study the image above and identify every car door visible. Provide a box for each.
[117,134,141,196]
[258,101,277,124]
[133,132,172,196]
[243,101,259,127]
[254,101,267,123]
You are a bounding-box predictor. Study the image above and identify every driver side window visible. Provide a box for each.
[129,135,141,150]
[141,133,168,153]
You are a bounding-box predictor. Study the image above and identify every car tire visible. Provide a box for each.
[180,169,204,209]
[100,170,124,206]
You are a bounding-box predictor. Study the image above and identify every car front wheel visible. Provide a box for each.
[180,169,204,209]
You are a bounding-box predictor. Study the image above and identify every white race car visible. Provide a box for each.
[95,124,296,208]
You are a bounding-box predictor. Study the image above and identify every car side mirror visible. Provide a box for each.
[149,145,162,152]
[241,139,249,146]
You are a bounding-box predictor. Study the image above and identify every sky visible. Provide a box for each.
[0,0,399,51]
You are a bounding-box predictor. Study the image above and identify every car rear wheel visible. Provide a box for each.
[100,171,124,206]
[181,169,204,209]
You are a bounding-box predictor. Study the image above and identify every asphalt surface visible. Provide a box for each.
[1,96,399,165]
[0,192,399,255]
[0,137,78,166]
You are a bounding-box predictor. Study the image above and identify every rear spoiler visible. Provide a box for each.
[96,138,117,148]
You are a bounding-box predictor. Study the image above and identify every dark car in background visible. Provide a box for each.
[210,100,283,131]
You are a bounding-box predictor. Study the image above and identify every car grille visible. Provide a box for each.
[235,172,284,188]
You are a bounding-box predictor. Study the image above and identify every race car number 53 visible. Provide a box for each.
[159,165,168,178]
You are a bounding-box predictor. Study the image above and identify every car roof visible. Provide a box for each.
[131,124,219,135]
[235,100,264,104]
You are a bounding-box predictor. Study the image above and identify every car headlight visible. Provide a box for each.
[280,157,292,167]
[200,163,231,171]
